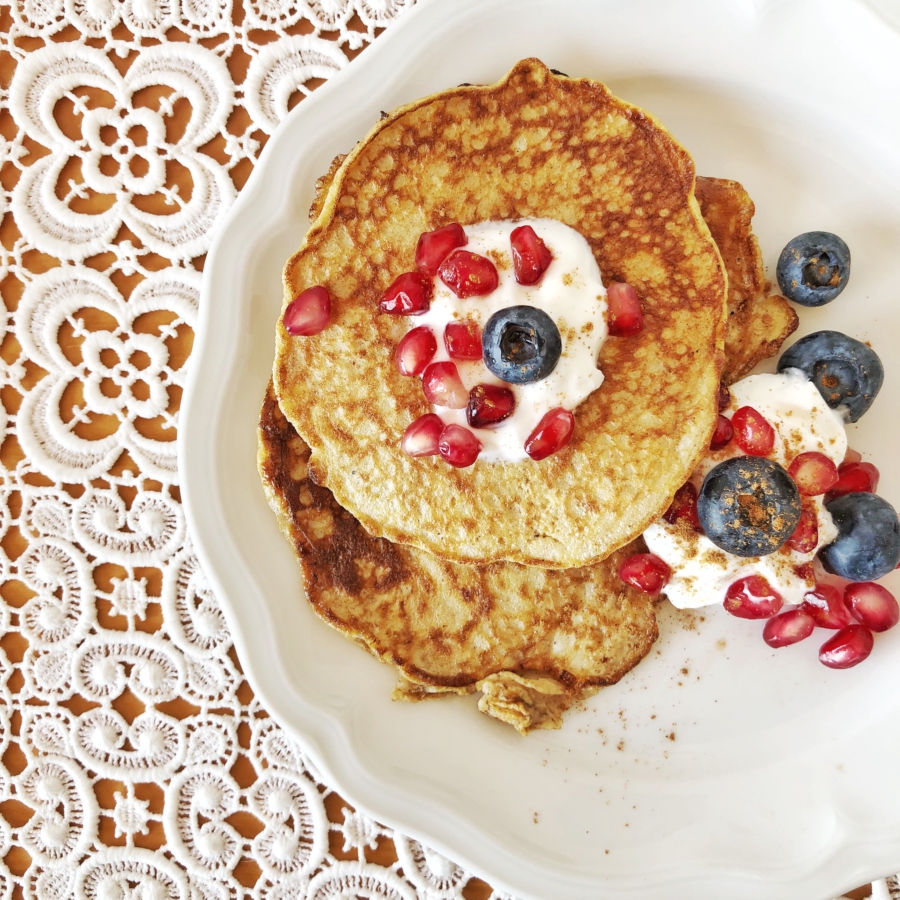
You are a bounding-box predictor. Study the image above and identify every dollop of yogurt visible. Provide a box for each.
[411,218,607,462]
[643,369,847,609]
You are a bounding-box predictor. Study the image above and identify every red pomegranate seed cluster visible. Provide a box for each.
[394,222,592,467]
[715,572,900,669]
[391,225,646,467]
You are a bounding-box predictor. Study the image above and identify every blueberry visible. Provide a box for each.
[777,330,884,423]
[482,305,562,384]
[697,457,801,557]
[821,493,900,581]
[776,231,850,306]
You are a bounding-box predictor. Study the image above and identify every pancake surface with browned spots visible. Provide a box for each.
[274,59,728,569]
[258,385,659,733]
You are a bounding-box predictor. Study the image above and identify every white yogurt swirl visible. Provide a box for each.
[412,219,607,463]
[643,370,847,609]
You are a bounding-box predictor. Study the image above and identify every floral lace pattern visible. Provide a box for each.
[0,1,888,898]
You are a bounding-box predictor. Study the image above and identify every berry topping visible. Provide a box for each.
[786,505,819,553]
[731,406,775,456]
[777,331,884,423]
[284,286,331,336]
[819,625,873,669]
[524,407,575,461]
[821,493,900,581]
[763,609,815,648]
[438,249,499,298]
[618,553,671,594]
[605,281,644,337]
[842,447,863,465]
[718,382,731,410]
[422,361,468,409]
[663,482,701,529]
[828,461,879,499]
[443,321,483,360]
[787,451,839,495]
[415,223,467,275]
[710,414,734,451]
[723,575,784,619]
[401,414,443,457]
[466,383,516,428]
[482,306,562,384]
[776,231,850,307]
[395,326,436,376]
[380,271,434,315]
[800,583,854,629]
[438,424,481,468]
[845,582,899,633]
[510,224,553,285]
[698,457,801,557]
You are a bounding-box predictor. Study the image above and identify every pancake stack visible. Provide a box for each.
[259,60,797,733]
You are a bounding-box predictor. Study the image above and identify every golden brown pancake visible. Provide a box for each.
[258,386,658,734]
[260,170,793,735]
[274,58,728,570]
[695,176,798,383]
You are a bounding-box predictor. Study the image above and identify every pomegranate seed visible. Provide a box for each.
[819,624,874,669]
[718,383,731,411]
[438,250,499,298]
[510,224,553,285]
[606,281,644,336]
[787,506,819,553]
[723,575,784,619]
[618,553,671,593]
[415,223,467,275]
[788,451,839,495]
[422,361,467,409]
[663,482,701,529]
[401,414,443,457]
[842,447,862,465]
[524,408,575,461]
[800,583,854,629]
[438,424,481,467]
[763,609,816,648]
[828,461,880,499]
[731,406,775,456]
[466,383,515,428]
[395,326,436,376]
[379,271,433,315]
[284,286,331,336]
[710,414,734,451]
[845,582,899,632]
[444,321,482,360]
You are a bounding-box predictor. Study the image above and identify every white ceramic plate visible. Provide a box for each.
[181,1,900,897]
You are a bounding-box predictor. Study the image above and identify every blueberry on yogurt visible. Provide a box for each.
[777,330,884,422]
[698,456,802,557]
[821,493,900,581]
[482,305,562,384]
[776,231,850,306]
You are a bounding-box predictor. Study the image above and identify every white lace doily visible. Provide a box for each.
[0,1,889,897]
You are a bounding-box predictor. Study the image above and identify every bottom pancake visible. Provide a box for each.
[258,388,658,734]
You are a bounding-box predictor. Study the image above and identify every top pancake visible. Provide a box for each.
[275,58,728,569]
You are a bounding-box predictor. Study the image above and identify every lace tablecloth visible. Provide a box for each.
[0,1,892,897]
